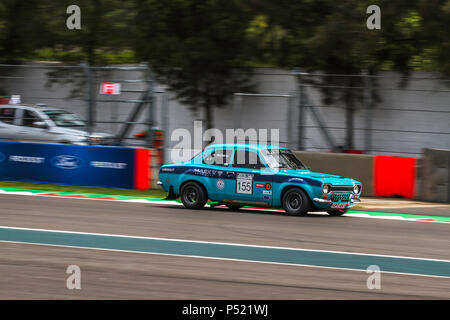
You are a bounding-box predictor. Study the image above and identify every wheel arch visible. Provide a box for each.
[180,179,209,198]
[280,184,312,202]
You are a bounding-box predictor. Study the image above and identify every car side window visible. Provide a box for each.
[203,149,232,167]
[233,150,265,169]
[22,109,41,127]
[0,108,16,124]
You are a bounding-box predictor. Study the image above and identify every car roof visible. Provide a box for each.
[26,104,64,111]
[0,104,68,112]
[0,104,38,108]
[205,143,287,151]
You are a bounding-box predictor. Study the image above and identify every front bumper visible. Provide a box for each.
[313,197,361,208]
[313,198,361,204]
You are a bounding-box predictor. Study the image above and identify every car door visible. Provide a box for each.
[17,108,54,142]
[229,148,273,205]
[0,107,20,140]
[201,147,234,201]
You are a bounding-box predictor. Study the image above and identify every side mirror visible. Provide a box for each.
[33,121,48,129]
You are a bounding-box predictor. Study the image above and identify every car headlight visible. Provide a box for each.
[353,184,361,194]
[322,184,331,195]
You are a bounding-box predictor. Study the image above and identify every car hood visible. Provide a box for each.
[50,126,113,138]
[276,169,359,185]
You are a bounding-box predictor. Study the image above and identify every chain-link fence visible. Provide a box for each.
[0,63,165,147]
[296,72,450,156]
[231,69,450,157]
[1,64,449,157]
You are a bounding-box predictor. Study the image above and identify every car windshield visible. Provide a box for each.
[261,148,306,170]
[43,110,86,127]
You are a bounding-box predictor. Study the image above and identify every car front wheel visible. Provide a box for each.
[180,182,208,209]
[282,188,310,216]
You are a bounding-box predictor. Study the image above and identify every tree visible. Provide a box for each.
[134,0,254,131]
[0,0,43,63]
[31,0,136,65]
[247,0,447,150]
[34,1,138,100]
[415,0,450,75]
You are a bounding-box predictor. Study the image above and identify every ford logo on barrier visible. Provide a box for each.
[0,152,4,163]
[52,155,83,169]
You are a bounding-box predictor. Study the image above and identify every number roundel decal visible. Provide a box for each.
[216,179,225,190]
[236,173,253,194]
[265,183,271,190]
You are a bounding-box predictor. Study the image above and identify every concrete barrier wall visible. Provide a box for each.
[420,148,450,203]
[293,151,375,196]
[293,151,420,199]
[154,149,442,201]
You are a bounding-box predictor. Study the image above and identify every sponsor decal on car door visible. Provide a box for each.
[231,149,272,204]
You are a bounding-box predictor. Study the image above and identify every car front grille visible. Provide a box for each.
[332,193,351,202]
[330,186,354,192]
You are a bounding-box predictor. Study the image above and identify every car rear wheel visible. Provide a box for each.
[327,208,349,216]
[180,182,208,209]
[282,188,310,216]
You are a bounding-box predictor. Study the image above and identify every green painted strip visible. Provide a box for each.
[348,210,450,222]
[0,227,449,278]
[53,192,165,201]
[0,187,166,202]
[1,187,449,221]
[0,187,47,194]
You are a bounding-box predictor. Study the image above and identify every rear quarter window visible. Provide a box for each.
[203,149,232,167]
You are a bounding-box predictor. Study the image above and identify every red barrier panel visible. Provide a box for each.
[134,149,150,190]
[0,97,9,104]
[374,156,416,198]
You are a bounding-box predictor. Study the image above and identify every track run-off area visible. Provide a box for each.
[0,188,449,299]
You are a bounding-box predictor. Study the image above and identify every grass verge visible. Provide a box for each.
[0,181,168,198]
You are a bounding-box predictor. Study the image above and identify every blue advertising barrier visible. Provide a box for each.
[0,141,137,189]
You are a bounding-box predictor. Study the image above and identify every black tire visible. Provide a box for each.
[180,182,208,209]
[282,188,310,216]
[326,208,349,216]
[226,205,243,211]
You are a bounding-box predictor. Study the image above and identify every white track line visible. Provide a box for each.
[1,225,449,279]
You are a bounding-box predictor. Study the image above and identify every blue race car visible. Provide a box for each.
[158,143,361,216]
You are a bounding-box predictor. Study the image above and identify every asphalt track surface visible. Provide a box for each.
[0,193,449,299]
